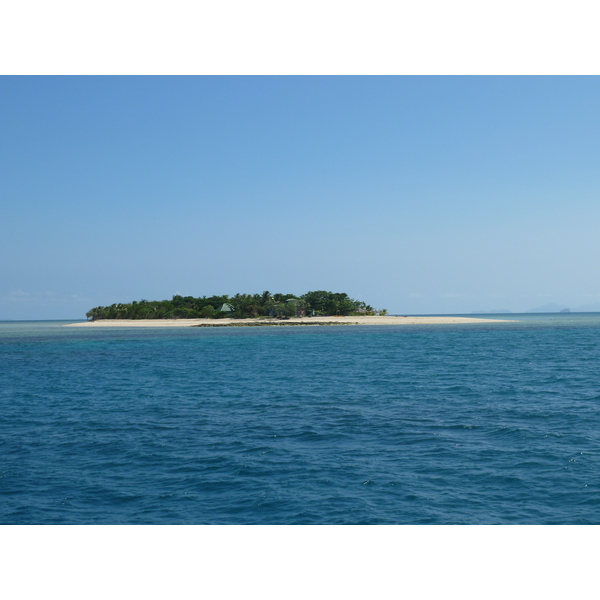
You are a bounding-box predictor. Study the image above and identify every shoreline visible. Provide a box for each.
[63,315,515,327]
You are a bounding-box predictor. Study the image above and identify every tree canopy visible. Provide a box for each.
[86,291,379,320]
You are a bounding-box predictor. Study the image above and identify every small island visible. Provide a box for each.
[84,291,384,321]
[62,290,513,327]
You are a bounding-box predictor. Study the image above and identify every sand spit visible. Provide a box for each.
[64,316,514,327]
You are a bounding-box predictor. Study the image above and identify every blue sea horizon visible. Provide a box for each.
[2,313,599,524]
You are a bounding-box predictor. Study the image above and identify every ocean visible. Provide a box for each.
[1,314,599,524]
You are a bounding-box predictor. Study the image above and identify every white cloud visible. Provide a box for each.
[1,290,90,306]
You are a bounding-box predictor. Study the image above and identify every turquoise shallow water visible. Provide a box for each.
[1,314,600,524]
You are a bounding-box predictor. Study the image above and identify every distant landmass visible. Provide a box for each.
[525,303,600,313]
[525,303,570,313]
[474,304,600,314]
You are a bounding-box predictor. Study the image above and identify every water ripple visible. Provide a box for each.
[2,319,600,523]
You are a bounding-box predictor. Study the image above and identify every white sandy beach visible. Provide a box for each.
[64,315,513,327]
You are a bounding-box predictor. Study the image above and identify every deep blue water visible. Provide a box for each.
[1,314,600,524]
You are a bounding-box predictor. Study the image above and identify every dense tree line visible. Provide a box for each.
[86,291,381,320]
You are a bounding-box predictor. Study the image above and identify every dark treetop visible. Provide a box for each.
[86,291,383,320]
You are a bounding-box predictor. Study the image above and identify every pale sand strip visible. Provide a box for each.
[64,315,514,327]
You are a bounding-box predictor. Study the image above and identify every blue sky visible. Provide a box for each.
[2,76,600,319]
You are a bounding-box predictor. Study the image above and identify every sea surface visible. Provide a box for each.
[1,314,600,524]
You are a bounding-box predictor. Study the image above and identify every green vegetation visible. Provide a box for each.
[86,291,382,321]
